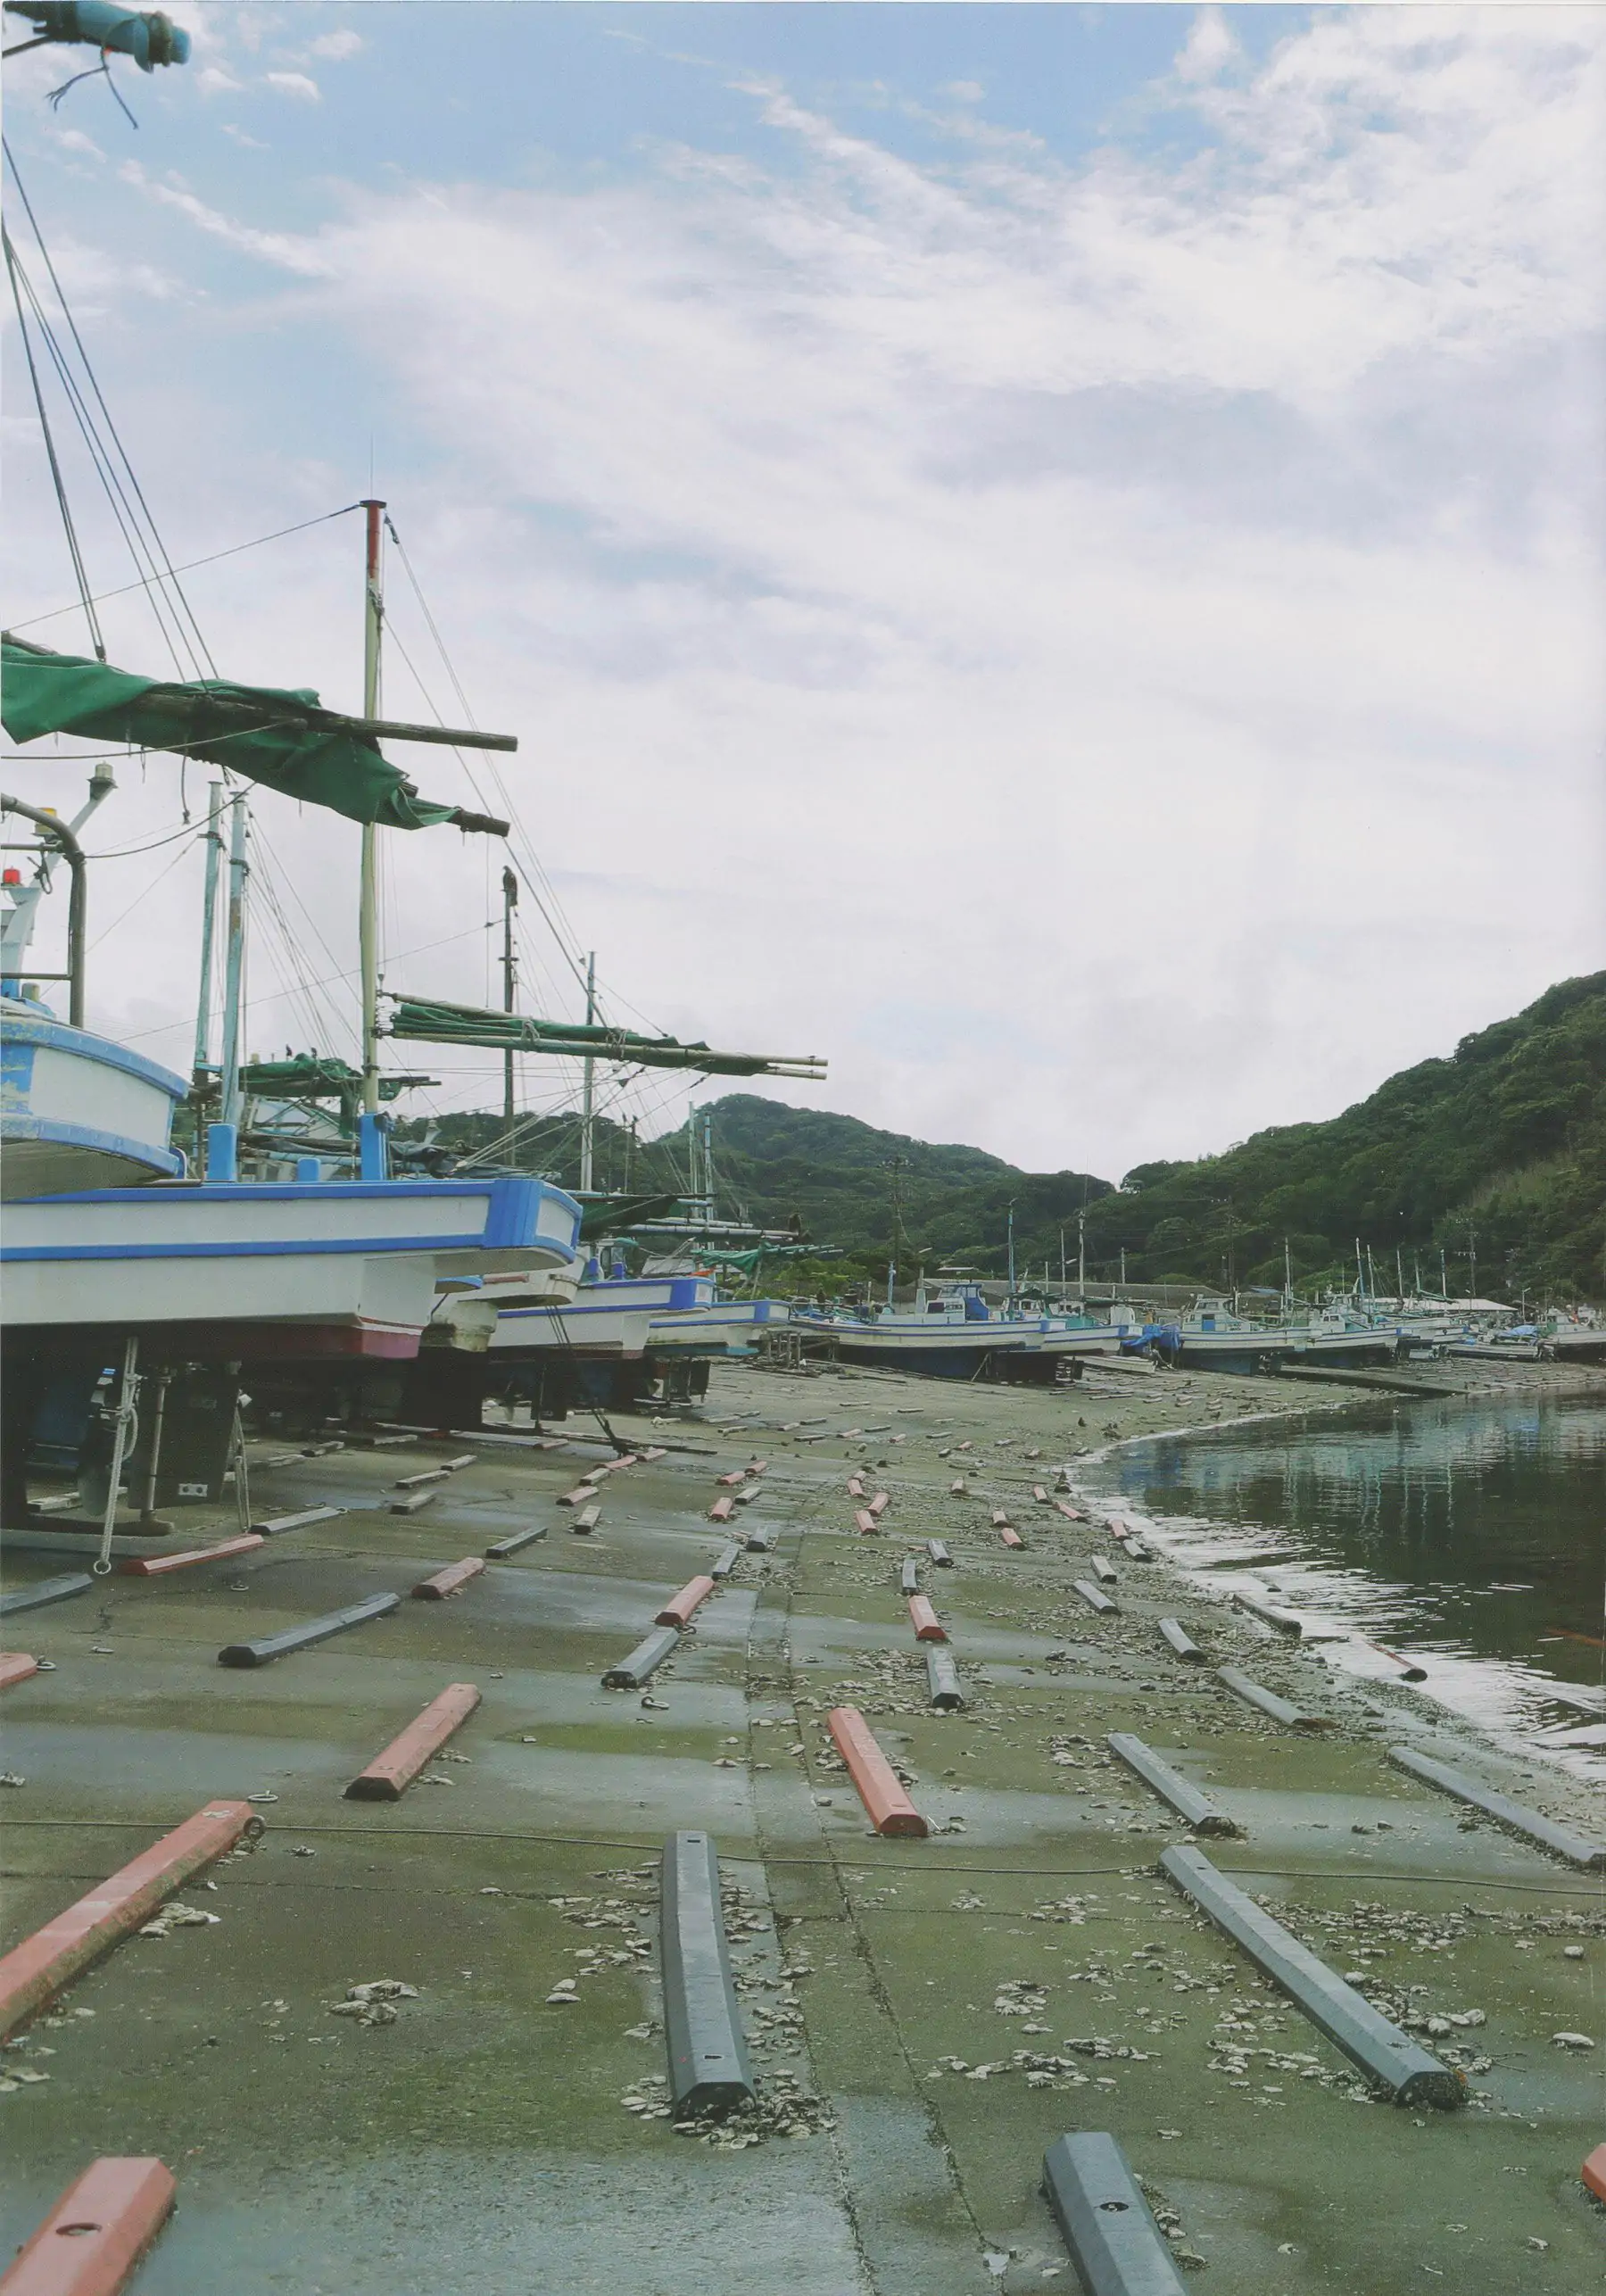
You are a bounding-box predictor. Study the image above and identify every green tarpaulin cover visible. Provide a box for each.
[3,635,458,829]
[385,996,825,1080]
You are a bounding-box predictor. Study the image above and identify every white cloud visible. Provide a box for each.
[264,70,320,104]
[195,64,244,97]
[309,31,364,63]
[117,162,331,276]
[18,13,1606,1180]
[220,123,269,152]
[942,80,985,104]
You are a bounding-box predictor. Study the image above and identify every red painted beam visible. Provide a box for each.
[846,1476,865,1498]
[1055,1501,1083,1522]
[411,1556,485,1600]
[0,1654,41,1691]
[948,1478,967,1496]
[998,1526,1024,1550]
[117,1533,262,1577]
[908,1596,947,1643]
[1583,2143,1606,2204]
[853,1510,878,1536]
[656,1575,716,1629]
[716,1471,745,1487]
[827,1707,927,1838]
[344,1683,482,1799]
[556,1486,593,1507]
[746,1461,768,1477]
[0,1802,254,2040]
[708,1496,735,1523]
[866,1492,890,1519]
[0,2157,176,2296]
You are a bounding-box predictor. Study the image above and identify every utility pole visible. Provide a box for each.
[500,866,518,1130]
[1119,1245,1126,1289]
[1059,1227,1066,1296]
[1468,1224,1477,1298]
[578,949,597,1193]
[625,1116,636,1192]
[1077,1208,1086,1298]
[1440,1246,1448,1299]
[359,498,385,1119]
[1395,1247,1403,1305]
[1006,1200,1016,1301]
[702,1108,714,1222]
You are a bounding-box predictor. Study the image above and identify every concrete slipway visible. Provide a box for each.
[0,1358,1601,2293]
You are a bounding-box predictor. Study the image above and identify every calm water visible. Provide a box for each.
[1093,1392,1606,1761]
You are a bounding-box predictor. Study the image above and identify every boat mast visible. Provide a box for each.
[210,791,249,1179]
[578,949,597,1191]
[1006,1200,1015,1301]
[1077,1207,1086,1299]
[359,497,385,1122]
[501,866,518,1129]
[191,782,223,1090]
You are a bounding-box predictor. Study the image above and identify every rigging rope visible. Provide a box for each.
[2,221,103,662]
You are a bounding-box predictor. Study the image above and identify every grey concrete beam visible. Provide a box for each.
[1159,1845,1464,2109]
[0,1572,92,1616]
[218,1592,400,1668]
[602,1625,680,1689]
[1388,1744,1606,1869]
[660,1829,755,2115]
[1040,2131,1188,2296]
[926,1649,965,1710]
[1216,1665,1333,1731]
[1106,1733,1240,1836]
[484,1525,546,1558]
[1157,1619,1204,1663]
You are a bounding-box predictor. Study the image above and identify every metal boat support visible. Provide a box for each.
[1106,1733,1240,1836]
[926,1648,965,1710]
[1157,1619,1204,1663]
[1215,1665,1332,1731]
[0,1574,93,1617]
[1388,1745,1606,1869]
[660,1830,755,2115]
[1040,2130,1188,2296]
[1159,1845,1464,2108]
[602,1626,679,1689]
[218,1592,399,1668]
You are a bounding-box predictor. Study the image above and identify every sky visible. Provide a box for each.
[3,3,1602,1185]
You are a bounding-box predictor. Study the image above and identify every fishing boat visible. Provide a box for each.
[791,1282,1073,1382]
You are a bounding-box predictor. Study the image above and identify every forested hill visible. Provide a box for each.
[686,972,1606,1300]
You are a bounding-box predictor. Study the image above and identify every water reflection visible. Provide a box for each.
[1093,1393,1606,1767]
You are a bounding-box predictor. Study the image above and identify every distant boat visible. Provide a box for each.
[791,1282,1081,1382]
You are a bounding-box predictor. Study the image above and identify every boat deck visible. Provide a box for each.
[1,1358,1602,2292]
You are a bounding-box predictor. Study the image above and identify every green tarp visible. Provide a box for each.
[2,635,458,829]
[385,996,826,1081]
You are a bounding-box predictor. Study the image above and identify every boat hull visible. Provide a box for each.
[1,1001,186,1198]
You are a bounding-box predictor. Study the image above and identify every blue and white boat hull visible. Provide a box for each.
[1,998,186,1198]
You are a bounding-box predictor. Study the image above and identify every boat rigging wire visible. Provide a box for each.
[86,824,202,949]
[2,220,103,663]
[4,137,217,679]
[5,505,365,635]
